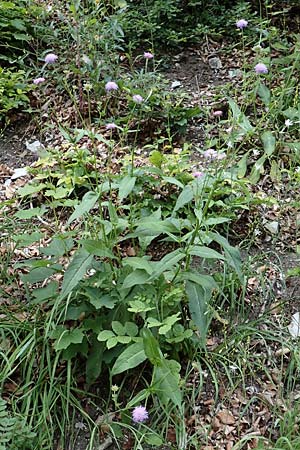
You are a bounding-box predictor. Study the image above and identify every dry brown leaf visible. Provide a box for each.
[217,410,235,425]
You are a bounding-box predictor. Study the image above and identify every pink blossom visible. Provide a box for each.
[236,19,248,29]
[106,122,117,130]
[44,53,58,63]
[213,110,223,117]
[193,171,204,178]
[33,77,45,85]
[254,63,268,74]
[144,51,154,59]
[132,406,149,423]
[132,94,144,104]
[105,81,118,92]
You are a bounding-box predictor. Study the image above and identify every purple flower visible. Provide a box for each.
[236,19,248,29]
[213,110,223,117]
[254,63,268,74]
[44,53,58,63]
[105,81,118,92]
[132,94,144,104]
[106,122,117,130]
[33,77,45,85]
[144,51,154,59]
[193,171,204,178]
[132,406,149,423]
[203,149,218,159]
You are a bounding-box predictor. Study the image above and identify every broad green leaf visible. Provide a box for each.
[32,281,59,303]
[54,329,84,351]
[12,231,44,246]
[149,249,185,280]
[152,359,182,407]
[67,191,99,225]
[158,313,180,335]
[14,206,47,219]
[122,269,149,289]
[40,237,74,257]
[261,131,276,156]
[189,245,224,260]
[112,321,125,335]
[257,82,271,105]
[162,176,184,189]
[107,337,119,349]
[122,257,153,274]
[85,289,117,310]
[60,248,93,299]
[228,98,253,134]
[111,341,147,376]
[17,183,46,197]
[180,271,217,290]
[86,339,104,384]
[186,280,211,345]
[22,267,56,284]
[173,185,193,212]
[97,330,115,341]
[81,240,116,259]
[249,154,267,184]
[117,335,131,344]
[237,153,248,178]
[142,329,163,365]
[118,175,136,201]
[124,322,139,337]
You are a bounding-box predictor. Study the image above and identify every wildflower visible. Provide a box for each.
[105,81,118,92]
[132,406,149,423]
[203,149,217,159]
[44,53,58,63]
[236,19,248,29]
[193,171,204,178]
[285,119,293,127]
[213,110,223,117]
[106,122,117,130]
[33,77,45,85]
[144,51,154,59]
[132,94,144,104]
[254,63,268,74]
[216,152,226,160]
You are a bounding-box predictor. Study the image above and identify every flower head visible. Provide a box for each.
[193,171,204,178]
[132,406,149,423]
[236,19,248,29]
[105,81,118,92]
[254,63,268,74]
[132,94,144,104]
[33,77,45,85]
[44,53,58,63]
[213,110,223,117]
[106,122,117,130]
[144,51,154,59]
[203,149,226,160]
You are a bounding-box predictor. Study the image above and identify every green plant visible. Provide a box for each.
[0,67,31,123]
[0,397,35,450]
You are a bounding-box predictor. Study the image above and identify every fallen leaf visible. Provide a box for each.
[217,410,235,425]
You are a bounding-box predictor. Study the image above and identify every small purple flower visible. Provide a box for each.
[213,110,223,117]
[254,63,268,74]
[132,94,144,104]
[236,19,248,29]
[132,406,149,423]
[33,77,45,85]
[44,53,58,63]
[193,171,204,178]
[216,152,226,160]
[144,51,154,59]
[203,149,217,159]
[105,81,118,92]
[106,122,117,130]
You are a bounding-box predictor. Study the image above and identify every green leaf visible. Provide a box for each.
[186,280,211,345]
[261,130,276,156]
[97,330,115,341]
[145,434,164,446]
[142,329,163,365]
[257,82,271,106]
[122,269,149,289]
[237,153,248,178]
[81,240,116,259]
[228,98,253,134]
[249,154,267,184]
[173,185,193,212]
[54,329,84,351]
[111,341,147,376]
[85,289,117,309]
[107,337,119,349]
[32,281,59,303]
[17,183,46,197]
[40,237,74,257]
[152,359,182,407]
[189,245,224,260]
[118,175,136,201]
[14,206,47,219]
[67,191,99,225]
[149,249,185,280]
[59,248,93,300]
[86,339,104,384]
[112,321,125,335]
[209,232,243,281]
[22,267,56,284]
[124,322,139,337]
[122,257,153,274]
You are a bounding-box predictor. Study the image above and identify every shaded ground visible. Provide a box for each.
[0,122,39,169]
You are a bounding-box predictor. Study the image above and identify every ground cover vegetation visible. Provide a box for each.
[0,0,300,448]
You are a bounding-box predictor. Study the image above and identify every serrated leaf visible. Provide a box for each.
[111,341,147,375]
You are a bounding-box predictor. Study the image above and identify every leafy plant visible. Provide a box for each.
[0,67,31,122]
[0,398,35,450]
